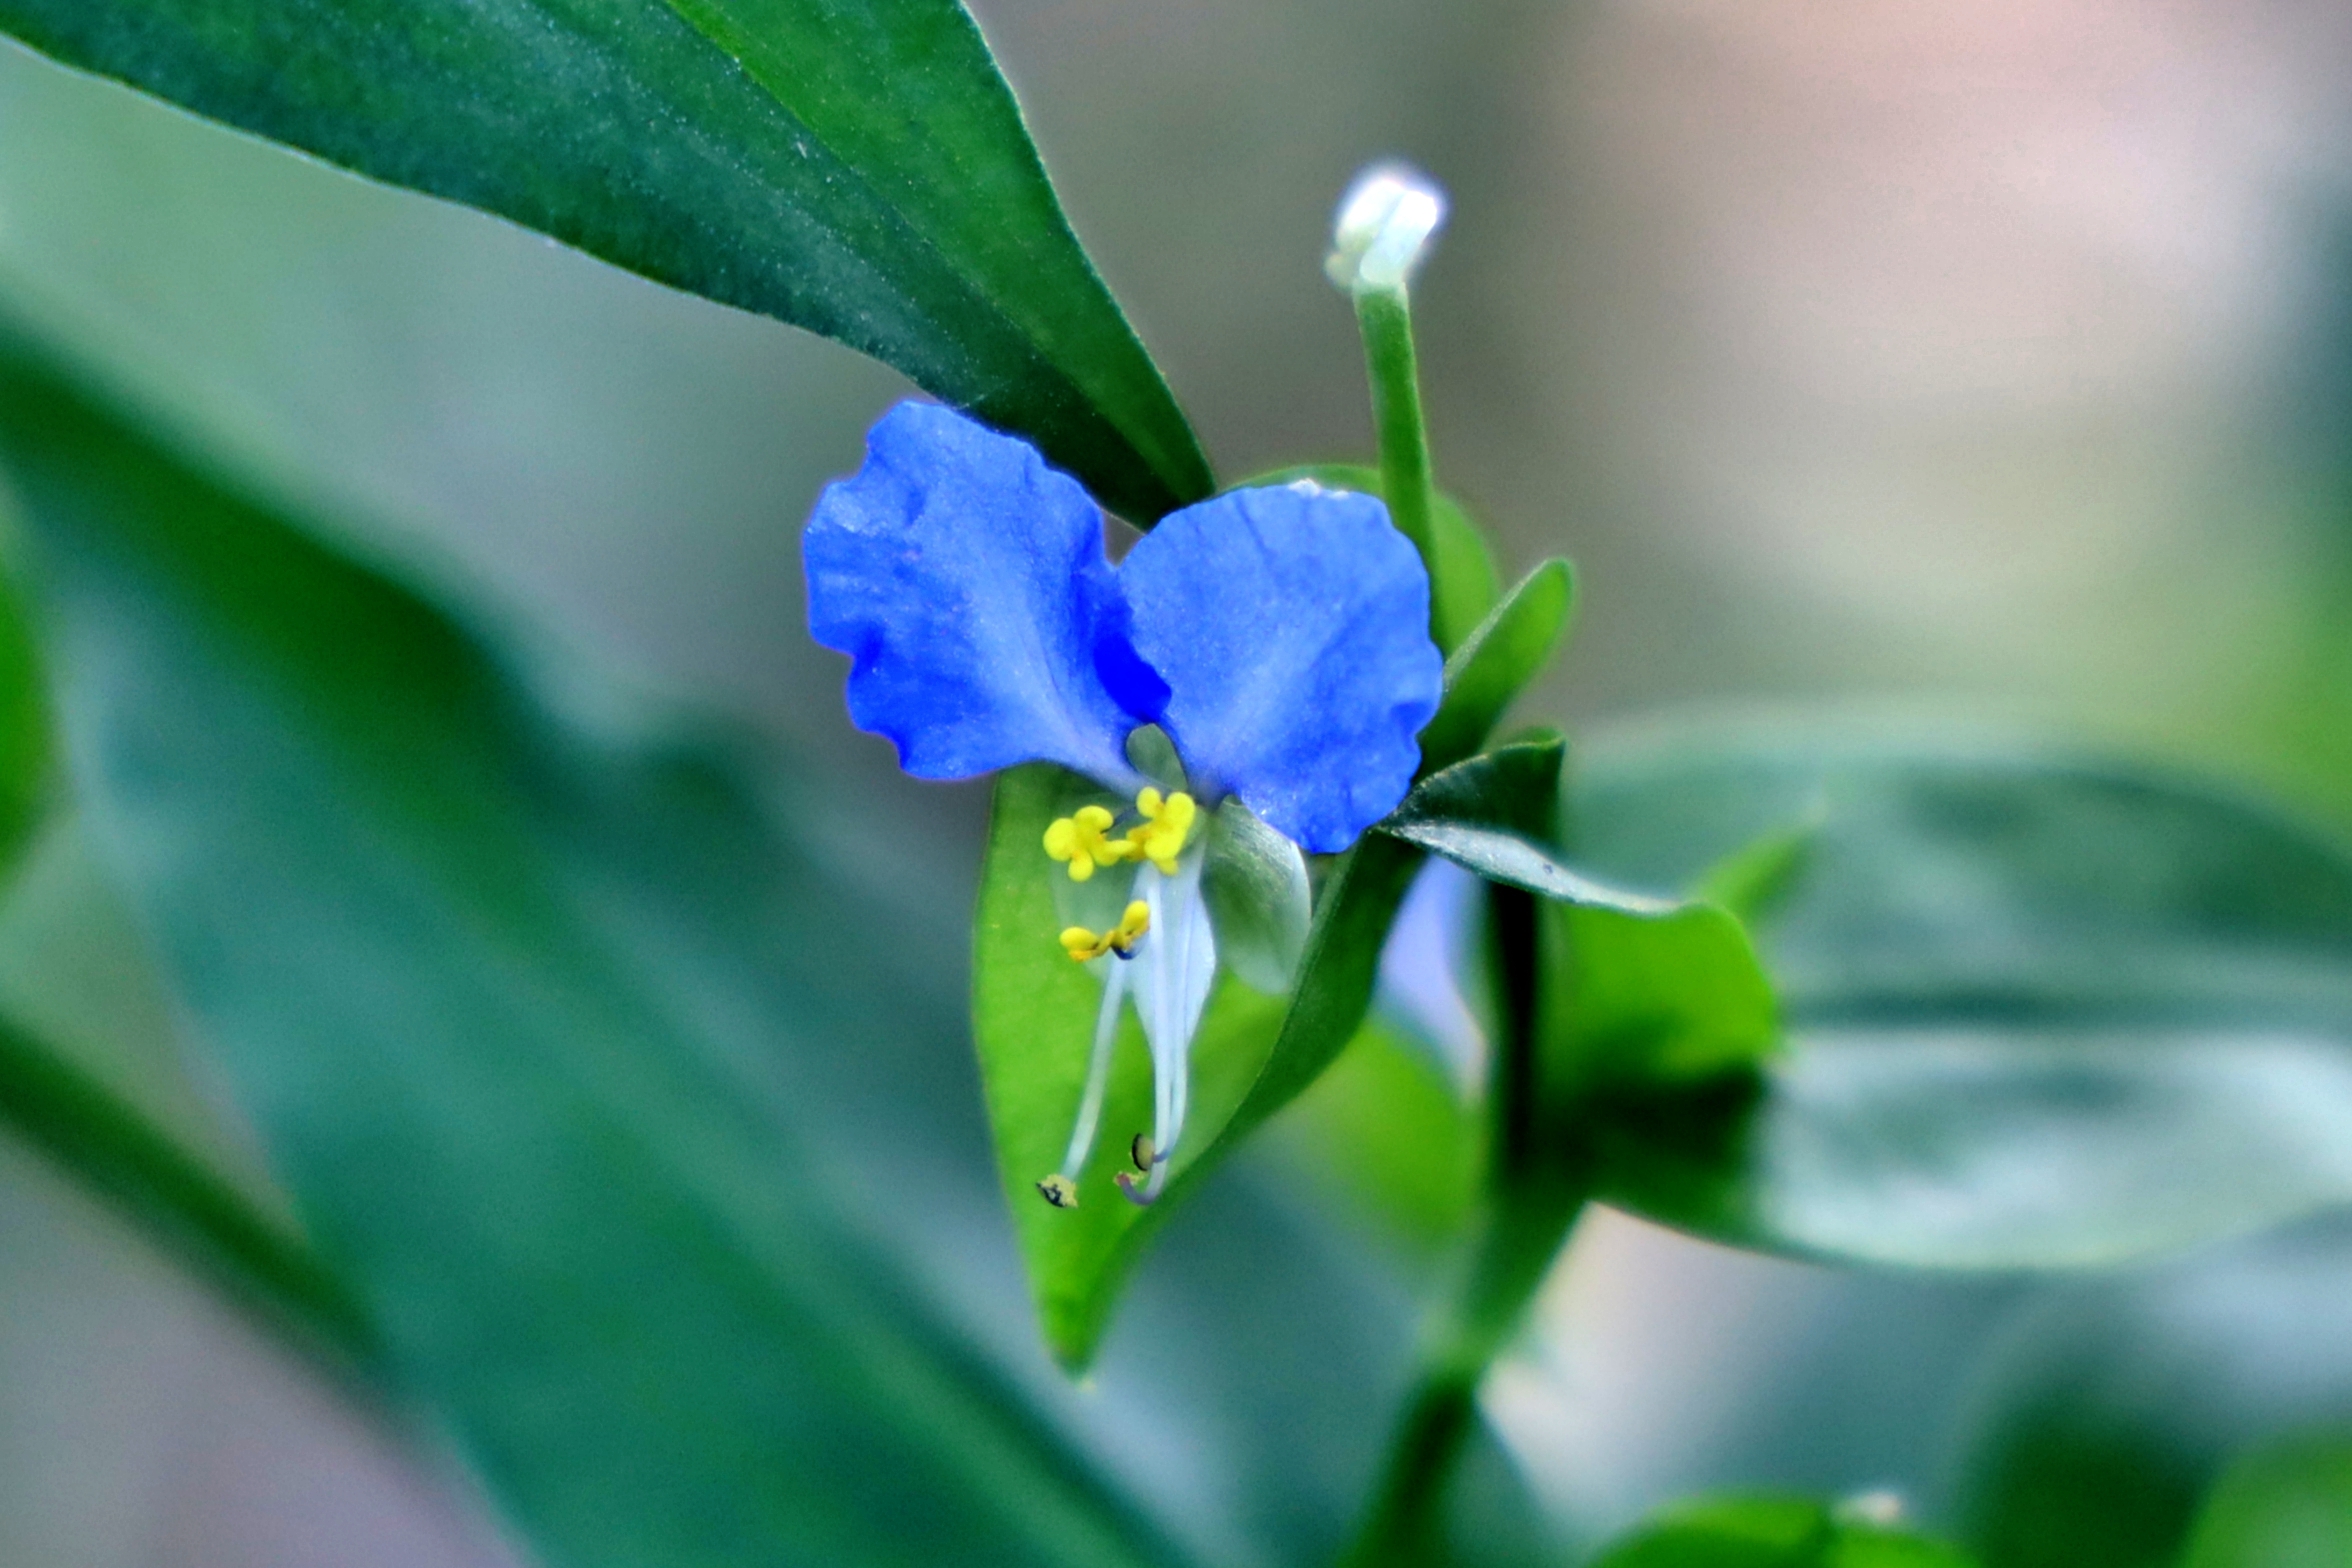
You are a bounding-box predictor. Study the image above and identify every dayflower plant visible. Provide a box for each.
[804,400,1444,1205]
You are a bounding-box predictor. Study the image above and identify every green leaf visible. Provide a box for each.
[1247,463,1502,654]
[0,0,1208,521]
[972,763,1287,1368]
[2182,1435,2352,1568]
[1587,1495,1978,1568]
[956,766,1558,1558]
[0,804,387,1369]
[1418,559,1576,776]
[1385,738,1777,1097]
[1948,1218,2352,1568]
[0,304,1187,1566]
[0,572,51,874]
[1540,898,1777,1097]
[1387,808,1674,912]
[1384,727,1573,847]
[1569,721,2352,1270]
[995,815,1427,1369]
[0,577,342,1360]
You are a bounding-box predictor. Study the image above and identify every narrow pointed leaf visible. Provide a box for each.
[0,305,1185,1568]
[0,0,1209,520]
[1418,560,1575,775]
[1386,738,1777,1097]
[1371,735,1774,1369]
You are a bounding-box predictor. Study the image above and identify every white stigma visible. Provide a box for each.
[1325,163,1448,295]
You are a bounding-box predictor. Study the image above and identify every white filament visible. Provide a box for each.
[1059,959,1130,1178]
[1128,854,1217,1202]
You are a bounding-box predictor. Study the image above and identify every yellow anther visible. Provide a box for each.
[1037,1174,1078,1209]
[1059,901,1151,963]
[1121,788,1197,874]
[1043,804,1131,882]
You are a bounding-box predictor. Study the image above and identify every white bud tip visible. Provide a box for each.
[1833,1491,1907,1529]
[1325,163,1448,295]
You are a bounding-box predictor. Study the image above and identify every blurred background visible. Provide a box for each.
[6,0,2352,1561]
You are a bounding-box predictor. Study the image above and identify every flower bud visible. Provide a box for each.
[1324,163,1447,295]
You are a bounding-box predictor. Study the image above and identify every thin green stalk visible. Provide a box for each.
[1341,883,1588,1565]
[0,1013,382,1379]
[1344,1188,1585,1565]
[1355,287,1441,582]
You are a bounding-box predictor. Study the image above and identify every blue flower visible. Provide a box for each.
[805,399,1444,1203]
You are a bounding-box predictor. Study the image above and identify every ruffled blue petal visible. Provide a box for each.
[1118,482,1443,852]
[804,401,1142,786]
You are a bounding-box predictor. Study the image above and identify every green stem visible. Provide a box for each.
[1341,884,1587,1566]
[1344,1189,1585,1566]
[1354,286,1440,580]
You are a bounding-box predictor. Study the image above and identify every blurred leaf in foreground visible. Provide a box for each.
[1589,1494,1976,1568]
[0,571,49,872]
[0,567,358,1362]
[2180,1434,2352,1568]
[1569,723,2352,1272]
[0,297,1186,1568]
[0,986,373,1370]
[1951,1215,2352,1568]
[0,0,1209,521]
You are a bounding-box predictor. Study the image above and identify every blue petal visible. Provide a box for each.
[1090,594,1171,722]
[1118,482,1444,852]
[804,401,1142,786]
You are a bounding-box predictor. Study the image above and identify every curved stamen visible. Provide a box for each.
[1037,955,1132,1209]
[1059,900,1149,963]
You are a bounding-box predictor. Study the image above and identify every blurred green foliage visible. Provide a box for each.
[1588,1495,1975,1568]
[2180,1434,2352,1568]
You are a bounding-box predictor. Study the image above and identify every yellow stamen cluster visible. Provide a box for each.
[1124,788,1197,873]
[1060,900,1150,963]
[1042,804,1125,882]
[1043,789,1198,881]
